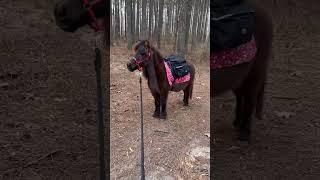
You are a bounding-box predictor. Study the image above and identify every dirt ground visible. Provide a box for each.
[0,1,106,179]
[110,45,210,179]
[212,1,320,180]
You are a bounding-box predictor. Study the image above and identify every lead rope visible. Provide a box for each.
[94,34,106,180]
[138,72,146,180]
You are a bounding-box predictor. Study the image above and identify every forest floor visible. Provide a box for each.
[0,1,107,179]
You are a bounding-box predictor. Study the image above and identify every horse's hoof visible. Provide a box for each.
[159,114,167,120]
[238,131,250,142]
[153,112,160,118]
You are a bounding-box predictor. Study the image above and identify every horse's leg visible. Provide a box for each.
[238,85,258,141]
[233,88,244,130]
[183,86,190,106]
[152,93,160,118]
[159,92,169,119]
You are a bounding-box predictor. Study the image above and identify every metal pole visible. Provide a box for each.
[139,74,145,180]
[95,47,106,180]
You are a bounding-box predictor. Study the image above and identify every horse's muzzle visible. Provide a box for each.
[127,62,134,72]
[127,58,139,72]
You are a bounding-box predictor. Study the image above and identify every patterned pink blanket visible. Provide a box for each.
[164,62,190,87]
[210,37,257,70]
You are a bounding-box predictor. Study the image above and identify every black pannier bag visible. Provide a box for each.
[164,54,189,78]
[211,1,255,52]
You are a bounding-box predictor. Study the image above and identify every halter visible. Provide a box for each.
[82,0,102,32]
[133,51,152,71]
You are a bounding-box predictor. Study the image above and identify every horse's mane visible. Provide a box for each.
[149,46,164,61]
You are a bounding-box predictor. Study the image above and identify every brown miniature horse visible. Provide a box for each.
[127,40,196,119]
[211,2,273,141]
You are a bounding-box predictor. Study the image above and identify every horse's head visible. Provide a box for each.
[54,0,105,32]
[127,40,153,72]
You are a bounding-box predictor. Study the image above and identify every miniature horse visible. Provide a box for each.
[127,40,196,119]
[211,1,273,141]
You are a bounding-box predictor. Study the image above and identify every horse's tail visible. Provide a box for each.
[189,82,193,99]
[252,3,273,120]
[189,64,195,99]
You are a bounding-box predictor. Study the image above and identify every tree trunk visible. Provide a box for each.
[126,0,133,49]
[191,0,199,50]
[148,0,153,39]
[131,0,136,42]
[124,0,127,39]
[166,1,172,42]
[114,0,120,41]
[157,0,164,48]
[176,0,192,57]
[153,0,159,44]
[141,0,147,40]
[173,1,181,51]
[136,0,140,39]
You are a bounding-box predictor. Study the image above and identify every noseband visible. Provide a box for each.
[133,51,152,71]
[82,0,102,32]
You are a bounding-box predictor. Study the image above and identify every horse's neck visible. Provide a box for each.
[152,50,167,78]
[152,50,164,66]
[144,50,167,84]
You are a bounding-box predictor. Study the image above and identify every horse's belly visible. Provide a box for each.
[171,82,188,92]
[211,62,252,97]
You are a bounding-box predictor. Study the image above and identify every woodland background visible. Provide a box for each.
[111,0,210,60]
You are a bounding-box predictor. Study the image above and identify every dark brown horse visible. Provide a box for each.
[211,1,273,141]
[127,40,196,119]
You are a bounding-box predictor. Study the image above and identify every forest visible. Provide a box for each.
[111,0,210,57]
